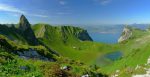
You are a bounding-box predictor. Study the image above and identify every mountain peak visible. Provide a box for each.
[20,14,26,18]
[19,14,30,31]
[18,15,38,45]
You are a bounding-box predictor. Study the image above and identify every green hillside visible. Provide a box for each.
[32,24,118,65]
[1,15,150,77]
[0,33,107,77]
[0,24,28,45]
[0,15,108,77]
[101,27,150,76]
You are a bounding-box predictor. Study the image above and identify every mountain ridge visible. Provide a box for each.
[2,15,150,77]
[0,15,108,77]
[33,24,93,42]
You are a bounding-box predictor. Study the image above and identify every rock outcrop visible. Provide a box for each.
[18,15,38,45]
[61,26,93,41]
[77,29,93,41]
[16,49,53,61]
[118,26,132,43]
[19,15,31,32]
[132,57,150,77]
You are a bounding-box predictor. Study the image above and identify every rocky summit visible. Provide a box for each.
[18,15,38,45]
[19,15,31,31]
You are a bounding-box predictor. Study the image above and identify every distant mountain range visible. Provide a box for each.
[80,24,150,34]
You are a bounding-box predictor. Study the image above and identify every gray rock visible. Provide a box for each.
[118,26,132,43]
[18,15,38,45]
[17,49,49,61]
[20,66,28,70]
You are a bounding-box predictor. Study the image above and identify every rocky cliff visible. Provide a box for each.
[18,15,38,45]
[33,24,93,42]
[61,26,93,41]
[118,26,132,43]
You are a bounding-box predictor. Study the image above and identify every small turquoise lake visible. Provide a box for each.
[95,51,123,66]
[105,51,123,61]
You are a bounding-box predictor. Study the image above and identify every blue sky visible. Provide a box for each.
[0,0,150,25]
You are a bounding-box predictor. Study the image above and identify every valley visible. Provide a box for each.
[1,15,150,77]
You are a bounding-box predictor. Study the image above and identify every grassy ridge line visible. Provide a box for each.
[0,34,55,59]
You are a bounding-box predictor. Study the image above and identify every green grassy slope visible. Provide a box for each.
[32,24,118,65]
[2,21,150,77]
[0,34,54,59]
[0,24,29,45]
[0,34,107,77]
[101,27,150,76]
[0,16,118,76]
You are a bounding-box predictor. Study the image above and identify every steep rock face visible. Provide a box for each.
[61,26,93,41]
[78,30,93,41]
[18,15,38,45]
[118,26,132,43]
[19,15,31,31]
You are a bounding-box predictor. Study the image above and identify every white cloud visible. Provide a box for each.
[0,3,25,14]
[29,14,49,18]
[94,0,112,5]
[0,3,48,18]
[58,0,67,5]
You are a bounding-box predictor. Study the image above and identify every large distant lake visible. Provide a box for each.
[84,24,149,44]
[89,32,121,44]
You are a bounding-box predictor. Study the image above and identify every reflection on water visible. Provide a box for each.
[105,51,123,61]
